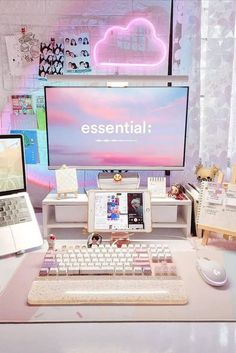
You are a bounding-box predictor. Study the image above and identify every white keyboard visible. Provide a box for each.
[27,243,188,305]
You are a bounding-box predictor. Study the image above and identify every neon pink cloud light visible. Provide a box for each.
[93,17,167,67]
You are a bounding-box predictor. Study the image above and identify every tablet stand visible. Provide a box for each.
[110,232,131,247]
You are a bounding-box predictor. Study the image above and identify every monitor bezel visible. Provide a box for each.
[87,189,152,233]
[0,134,26,196]
[44,85,189,171]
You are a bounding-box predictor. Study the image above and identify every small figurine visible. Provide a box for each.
[168,184,186,200]
[47,233,56,250]
[195,162,220,182]
[87,233,102,248]
[113,173,122,182]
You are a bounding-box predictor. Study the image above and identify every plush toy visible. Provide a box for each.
[168,184,186,200]
[195,163,220,182]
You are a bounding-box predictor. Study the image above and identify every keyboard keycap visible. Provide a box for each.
[37,242,179,279]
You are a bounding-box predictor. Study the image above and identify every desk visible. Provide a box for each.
[0,234,236,353]
[0,236,236,323]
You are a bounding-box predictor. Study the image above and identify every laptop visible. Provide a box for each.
[0,134,43,256]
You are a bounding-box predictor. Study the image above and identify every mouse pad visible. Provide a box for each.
[0,252,45,322]
[0,247,235,322]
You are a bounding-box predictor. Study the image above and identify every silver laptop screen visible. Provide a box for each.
[0,135,26,195]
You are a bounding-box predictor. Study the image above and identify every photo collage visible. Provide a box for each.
[64,33,91,74]
[38,38,64,77]
[38,33,91,77]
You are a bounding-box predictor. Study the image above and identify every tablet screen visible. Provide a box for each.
[88,190,151,232]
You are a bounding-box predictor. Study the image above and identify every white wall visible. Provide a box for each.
[0,0,201,207]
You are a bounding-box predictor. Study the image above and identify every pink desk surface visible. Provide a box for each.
[0,240,236,323]
[0,252,45,322]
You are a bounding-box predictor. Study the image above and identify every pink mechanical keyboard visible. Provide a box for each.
[27,242,188,305]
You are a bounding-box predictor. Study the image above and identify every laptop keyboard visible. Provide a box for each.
[28,243,188,305]
[0,196,31,227]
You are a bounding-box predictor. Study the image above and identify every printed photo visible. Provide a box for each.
[38,39,64,77]
[64,33,91,74]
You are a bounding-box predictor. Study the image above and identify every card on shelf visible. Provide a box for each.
[148,177,166,198]
[55,165,78,199]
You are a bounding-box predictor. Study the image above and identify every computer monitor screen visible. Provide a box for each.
[45,86,189,170]
[87,190,152,232]
[0,135,26,195]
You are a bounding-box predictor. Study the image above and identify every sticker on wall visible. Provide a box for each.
[18,29,40,64]
[36,96,46,130]
[11,114,37,130]
[5,30,40,75]
[37,131,48,165]
[64,33,91,74]
[38,38,64,78]
[5,35,24,76]
[10,129,39,164]
[11,95,33,115]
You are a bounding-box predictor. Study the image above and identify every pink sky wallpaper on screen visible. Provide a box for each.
[45,86,188,169]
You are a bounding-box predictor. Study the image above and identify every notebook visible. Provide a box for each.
[0,134,43,257]
[196,181,236,233]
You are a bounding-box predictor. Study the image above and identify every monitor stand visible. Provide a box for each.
[97,171,140,190]
[165,170,171,188]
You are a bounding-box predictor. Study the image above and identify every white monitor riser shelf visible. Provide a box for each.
[42,192,191,239]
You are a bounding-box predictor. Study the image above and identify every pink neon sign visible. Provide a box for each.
[93,18,167,67]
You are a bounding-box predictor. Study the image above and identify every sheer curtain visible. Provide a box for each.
[200,0,236,178]
[171,0,201,185]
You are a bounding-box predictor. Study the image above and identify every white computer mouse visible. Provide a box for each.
[196,257,228,287]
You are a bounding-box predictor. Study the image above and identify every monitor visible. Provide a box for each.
[0,134,26,196]
[45,86,189,170]
[87,189,152,233]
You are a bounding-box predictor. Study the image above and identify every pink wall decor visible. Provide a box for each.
[93,17,167,68]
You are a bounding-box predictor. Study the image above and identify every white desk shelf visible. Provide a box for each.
[42,193,191,238]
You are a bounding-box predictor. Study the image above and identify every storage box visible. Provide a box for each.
[151,205,177,223]
[55,205,87,223]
